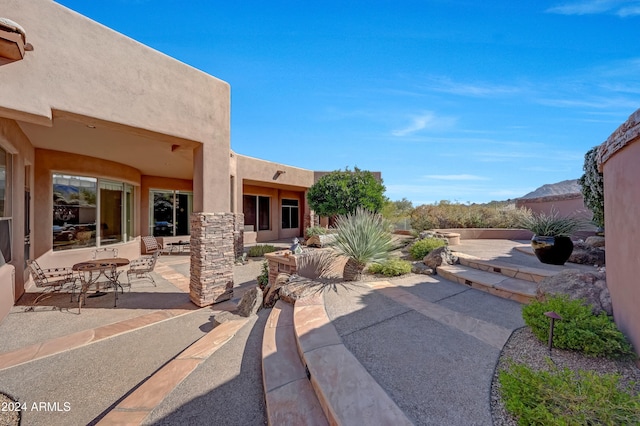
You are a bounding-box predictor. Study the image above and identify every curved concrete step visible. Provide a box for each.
[293,293,412,426]
[437,264,536,303]
[262,300,327,425]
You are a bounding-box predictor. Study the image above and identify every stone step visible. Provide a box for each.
[97,316,250,425]
[262,300,328,426]
[437,264,537,304]
[293,293,412,426]
[455,252,554,284]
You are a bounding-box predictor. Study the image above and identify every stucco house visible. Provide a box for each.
[0,0,320,322]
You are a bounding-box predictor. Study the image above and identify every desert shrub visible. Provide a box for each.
[247,244,278,257]
[257,261,269,290]
[368,258,412,277]
[522,295,634,358]
[578,146,605,228]
[332,207,393,281]
[409,200,528,231]
[409,237,446,260]
[499,361,640,425]
[306,226,329,237]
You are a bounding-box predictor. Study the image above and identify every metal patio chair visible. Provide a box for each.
[27,259,77,303]
[126,250,160,289]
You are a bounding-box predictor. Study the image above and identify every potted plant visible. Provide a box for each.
[518,209,587,265]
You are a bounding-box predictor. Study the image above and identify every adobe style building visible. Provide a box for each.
[0,0,319,322]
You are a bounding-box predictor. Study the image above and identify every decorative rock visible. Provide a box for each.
[212,310,244,326]
[279,276,322,305]
[585,236,605,248]
[568,242,606,266]
[263,273,291,308]
[423,246,458,270]
[305,233,337,248]
[236,286,263,317]
[536,269,612,315]
[411,262,434,275]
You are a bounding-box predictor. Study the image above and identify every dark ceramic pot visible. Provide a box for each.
[531,235,574,265]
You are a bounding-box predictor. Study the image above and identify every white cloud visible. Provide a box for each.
[421,76,523,98]
[392,112,456,137]
[547,0,640,16]
[424,174,490,181]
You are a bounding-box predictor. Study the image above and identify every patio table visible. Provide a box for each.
[72,258,129,312]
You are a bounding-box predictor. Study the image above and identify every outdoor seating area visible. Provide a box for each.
[26,247,163,313]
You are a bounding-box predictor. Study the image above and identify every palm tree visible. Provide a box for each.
[332,207,393,281]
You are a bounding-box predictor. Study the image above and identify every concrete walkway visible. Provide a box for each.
[0,239,595,425]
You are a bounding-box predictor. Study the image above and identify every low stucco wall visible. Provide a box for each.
[0,263,15,324]
[434,228,534,240]
[598,108,640,354]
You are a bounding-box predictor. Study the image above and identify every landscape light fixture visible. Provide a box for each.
[544,311,562,354]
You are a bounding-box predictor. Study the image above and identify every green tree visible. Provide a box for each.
[307,167,385,217]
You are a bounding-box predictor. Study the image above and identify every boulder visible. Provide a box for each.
[568,241,605,267]
[536,269,612,315]
[423,246,458,270]
[279,276,322,305]
[411,262,434,275]
[585,236,605,248]
[263,273,291,308]
[212,310,245,326]
[305,234,337,248]
[236,286,263,317]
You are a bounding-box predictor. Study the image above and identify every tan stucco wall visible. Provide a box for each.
[600,134,640,354]
[1,0,231,215]
[516,195,596,237]
[237,154,314,242]
[0,118,35,302]
[0,0,229,145]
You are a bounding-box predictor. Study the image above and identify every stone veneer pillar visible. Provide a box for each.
[233,213,244,259]
[189,212,235,307]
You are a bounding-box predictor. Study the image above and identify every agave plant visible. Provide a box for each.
[331,207,393,281]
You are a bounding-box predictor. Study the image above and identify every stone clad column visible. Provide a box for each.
[190,212,235,306]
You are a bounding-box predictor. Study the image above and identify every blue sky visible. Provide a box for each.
[56,0,640,205]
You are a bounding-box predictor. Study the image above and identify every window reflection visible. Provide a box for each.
[53,174,97,250]
[151,190,192,237]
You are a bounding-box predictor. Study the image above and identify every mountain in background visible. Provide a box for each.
[519,179,581,199]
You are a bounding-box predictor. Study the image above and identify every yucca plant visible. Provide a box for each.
[331,207,393,281]
[518,209,586,237]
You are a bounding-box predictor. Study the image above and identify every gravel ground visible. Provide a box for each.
[0,392,20,426]
[491,327,640,425]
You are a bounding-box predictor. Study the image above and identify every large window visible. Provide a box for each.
[0,147,10,263]
[150,190,193,237]
[243,195,270,231]
[53,174,134,251]
[281,199,299,229]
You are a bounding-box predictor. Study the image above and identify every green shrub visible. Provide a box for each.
[409,200,529,231]
[306,226,329,237]
[368,258,412,277]
[522,295,635,358]
[499,361,640,425]
[257,261,269,290]
[409,237,446,260]
[247,244,278,257]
